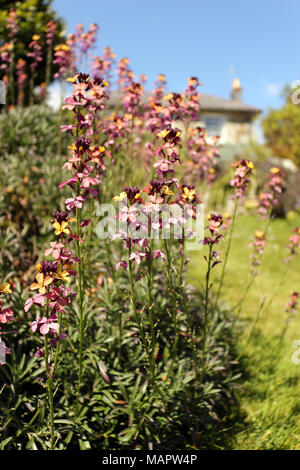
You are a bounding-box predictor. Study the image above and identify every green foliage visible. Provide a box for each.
[0,106,70,275]
[262,94,300,167]
[0,273,240,449]
[0,0,66,105]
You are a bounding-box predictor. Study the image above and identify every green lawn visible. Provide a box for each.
[189,212,300,449]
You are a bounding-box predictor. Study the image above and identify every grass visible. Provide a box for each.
[189,211,300,449]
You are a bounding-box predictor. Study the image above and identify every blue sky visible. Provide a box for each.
[52,0,299,113]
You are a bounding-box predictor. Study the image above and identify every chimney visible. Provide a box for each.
[231,77,243,102]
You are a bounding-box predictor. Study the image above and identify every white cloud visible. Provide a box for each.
[265,82,282,97]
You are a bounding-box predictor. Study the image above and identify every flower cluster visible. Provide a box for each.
[92,46,116,82]
[182,76,202,121]
[150,73,167,103]
[0,282,13,365]
[250,230,267,276]
[258,167,285,218]
[154,128,182,177]
[46,20,57,46]
[53,42,76,80]
[185,127,220,185]
[112,127,202,270]
[7,8,18,42]
[76,23,99,59]
[285,291,299,317]
[16,58,27,104]
[27,35,43,72]
[116,57,134,87]
[159,77,201,123]
[285,226,300,263]
[204,213,225,245]
[26,227,78,346]
[0,42,13,78]
[230,159,254,199]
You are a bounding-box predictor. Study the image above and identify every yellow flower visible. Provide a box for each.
[0,283,12,294]
[30,273,53,294]
[163,93,173,101]
[182,187,196,202]
[32,34,40,41]
[36,263,42,272]
[157,74,166,82]
[246,160,254,169]
[113,192,127,202]
[270,167,280,174]
[66,74,78,83]
[55,44,70,52]
[102,80,109,87]
[52,221,70,236]
[188,77,201,87]
[162,185,174,196]
[56,270,71,283]
[255,231,265,239]
[157,129,170,139]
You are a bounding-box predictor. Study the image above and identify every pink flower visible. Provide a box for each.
[0,304,13,324]
[129,251,146,265]
[30,313,59,335]
[115,261,128,271]
[24,294,45,312]
[44,241,64,260]
[65,196,85,211]
[153,250,166,262]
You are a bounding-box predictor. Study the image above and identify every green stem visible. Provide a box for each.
[147,237,156,383]
[9,48,15,105]
[163,239,178,381]
[128,241,166,408]
[178,230,199,384]
[44,333,54,450]
[201,243,212,382]
[76,202,85,397]
[214,198,238,308]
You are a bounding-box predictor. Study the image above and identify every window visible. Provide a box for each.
[203,116,224,137]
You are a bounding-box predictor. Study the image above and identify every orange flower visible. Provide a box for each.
[30,273,53,294]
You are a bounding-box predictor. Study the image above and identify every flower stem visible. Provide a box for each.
[163,239,178,380]
[76,199,85,397]
[214,198,238,308]
[44,334,54,450]
[177,230,199,384]
[201,243,212,382]
[128,241,166,409]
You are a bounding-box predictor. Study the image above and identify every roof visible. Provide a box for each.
[199,93,261,114]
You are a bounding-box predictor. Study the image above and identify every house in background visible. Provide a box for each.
[198,78,261,144]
